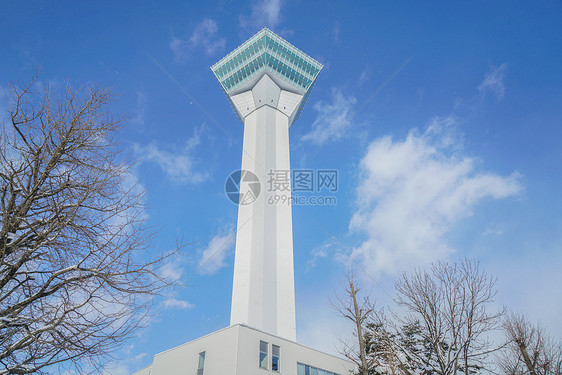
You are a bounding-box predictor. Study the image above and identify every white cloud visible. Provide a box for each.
[102,363,130,375]
[358,69,371,86]
[240,0,283,31]
[301,88,357,145]
[170,19,226,63]
[349,116,522,276]
[163,298,194,310]
[332,21,341,43]
[159,261,184,283]
[0,85,11,122]
[306,242,331,271]
[131,90,147,127]
[478,63,507,100]
[198,228,236,275]
[134,126,209,184]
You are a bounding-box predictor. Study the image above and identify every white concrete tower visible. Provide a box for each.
[212,29,322,341]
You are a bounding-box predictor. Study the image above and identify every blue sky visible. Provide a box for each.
[1,1,562,373]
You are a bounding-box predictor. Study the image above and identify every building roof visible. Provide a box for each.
[211,28,323,124]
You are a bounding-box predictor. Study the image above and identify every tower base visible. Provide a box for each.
[132,325,354,375]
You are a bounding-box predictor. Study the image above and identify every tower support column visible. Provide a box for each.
[230,76,297,341]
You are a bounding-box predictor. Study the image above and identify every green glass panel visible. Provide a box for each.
[252,61,258,74]
[213,28,321,94]
[269,52,274,66]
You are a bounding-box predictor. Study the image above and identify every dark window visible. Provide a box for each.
[197,352,205,375]
[272,344,280,372]
[297,362,340,375]
[259,341,268,369]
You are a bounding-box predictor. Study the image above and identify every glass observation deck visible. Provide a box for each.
[211,28,323,123]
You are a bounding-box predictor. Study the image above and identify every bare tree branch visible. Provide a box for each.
[497,312,562,375]
[332,269,377,375]
[0,75,178,374]
[393,259,503,375]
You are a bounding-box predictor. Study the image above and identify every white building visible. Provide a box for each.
[133,324,352,375]
[133,28,355,375]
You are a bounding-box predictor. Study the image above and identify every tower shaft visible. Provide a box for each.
[231,96,295,340]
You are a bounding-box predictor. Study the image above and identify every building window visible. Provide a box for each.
[272,345,280,372]
[297,362,340,375]
[197,352,205,375]
[259,341,268,369]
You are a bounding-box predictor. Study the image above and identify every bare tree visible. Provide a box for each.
[0,77,173,374]
[497,312,562,375]
[332,270,376,375]
[394,259,502,375]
